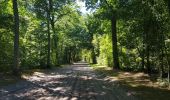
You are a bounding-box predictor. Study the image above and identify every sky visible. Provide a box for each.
[76,0,90,14]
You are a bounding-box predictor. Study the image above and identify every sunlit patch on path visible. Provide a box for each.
[0,62,137,100]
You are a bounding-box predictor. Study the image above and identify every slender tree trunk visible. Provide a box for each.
[164,0,170,82]
[141,50,145,71]
[49,0,59,65]
[46,0,54,68]
[164,44,170,82]
[160,48,164,79]
[65,47,70,64]
[111,16,120,69]
[164,0,170,13]
[168,0,170,13]
[143,12,151,74]
[166,50,170,83]
[47,6,51,68]
[64,48,68,63]
[141,34,145,71]
[52,21,59,65]
[146,43,151,74]
[167,56,170,83]
[145,20,151,74]
[92,47,97,64]
[68,48,71,63]
[51,22,59,65]
[12,0,20,76]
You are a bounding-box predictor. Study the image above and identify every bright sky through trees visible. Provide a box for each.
[76,0,89,14]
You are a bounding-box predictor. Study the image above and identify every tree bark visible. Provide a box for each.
[146,43,151,74]
[164,0,170,13]
[46,0,51,68]
[92,46,97,64]
[165,46,170,82]
[51,14,59,65]
[49,0,59,65]
[160,48,164,79]
[145,22,151,74]
[111,16,120,69]
[168,0,170,13]
[141,32,145,71]
[12,0,20,76]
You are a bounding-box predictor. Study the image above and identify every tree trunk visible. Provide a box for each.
[168,0,170,13]
[68,48,71,64]
[46,3,51,68]
[165,45,170,82]
[145,19,151,74]
[92,47,97,64]
[49,0,59,65]
[51,19,59,65]
[160,48,164,79]
[46,0,55,68]
[111,16,120,69]
[146,44,151,74]
[141,34,145,71]
[12,0,20,76]
[164,0,170,13]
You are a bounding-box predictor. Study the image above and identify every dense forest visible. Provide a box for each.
[0,0,170,84]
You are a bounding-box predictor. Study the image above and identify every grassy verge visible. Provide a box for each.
[90,64,170,100]
[0,64,67,87]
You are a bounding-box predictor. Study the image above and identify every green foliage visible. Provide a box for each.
[81,49,93,63]
[0,1,14,72]
[84,0,170,76]
[0,0,170,84]
[96,34,113,67]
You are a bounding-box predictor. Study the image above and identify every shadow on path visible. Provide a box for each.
[0,62,137,100]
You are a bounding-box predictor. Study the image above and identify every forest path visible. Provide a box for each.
[0,62,137,100]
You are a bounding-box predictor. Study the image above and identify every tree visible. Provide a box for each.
[111,15,120,69]
[47,0,51,68]
[33,0,76,67]
[85,0,120,69]
[12,0,20,75]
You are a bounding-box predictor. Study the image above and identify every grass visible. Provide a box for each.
[91,64,170,100]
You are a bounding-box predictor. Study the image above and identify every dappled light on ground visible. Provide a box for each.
[93,66,157,87]
[0,62,136,100]
[93,66,170,100]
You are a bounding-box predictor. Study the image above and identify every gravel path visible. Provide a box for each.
[0,62,138,100]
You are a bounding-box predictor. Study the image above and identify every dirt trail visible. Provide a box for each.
[0,62,137,100]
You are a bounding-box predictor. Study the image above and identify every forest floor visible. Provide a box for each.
[0,63,170,100]
[0,62,136,100]
[0,73,21,88]
[92,65,170,100]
